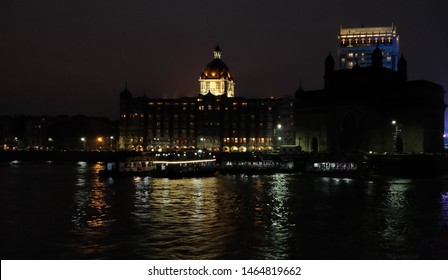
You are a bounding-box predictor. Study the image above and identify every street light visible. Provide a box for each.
[81,137,86,151]
[109,136,114,151]
[14,137,19,150]
[48,138,54,151]
[391,120,401,153]
[97,137,103,151]
[200,137,206,149]
[274,124,282,152]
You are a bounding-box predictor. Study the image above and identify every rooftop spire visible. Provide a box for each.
[213,44,221,59]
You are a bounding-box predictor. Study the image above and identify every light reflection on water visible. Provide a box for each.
[1,163,448,259]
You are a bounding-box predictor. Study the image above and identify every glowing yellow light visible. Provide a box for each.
[97,137,103,142]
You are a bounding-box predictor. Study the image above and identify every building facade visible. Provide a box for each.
[119,38,445,155]
[338,24,399,70]
[118,46,295,152]
[295,48,446,154]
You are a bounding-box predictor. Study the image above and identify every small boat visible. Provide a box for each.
[306,161,359,173]
[220,159,280,174]
[304,161,364,177]
[99,155,156,177]
[152,150,217,178]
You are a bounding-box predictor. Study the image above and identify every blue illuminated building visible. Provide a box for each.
[338,24,399,70]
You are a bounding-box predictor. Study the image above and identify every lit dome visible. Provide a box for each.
[200,45,234,81]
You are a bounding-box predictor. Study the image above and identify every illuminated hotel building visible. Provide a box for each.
[118,46,295,152]
[338,24,399,70]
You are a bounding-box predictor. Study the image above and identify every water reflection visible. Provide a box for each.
[72,163,116,257]
[262,173,292,259]
[4,163,447,259]
[140,176,235,259]
[66,168,448,259]
[379,179,409,257]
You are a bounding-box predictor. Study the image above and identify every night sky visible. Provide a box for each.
[1,0,447,129]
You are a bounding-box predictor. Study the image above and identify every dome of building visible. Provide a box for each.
[200,45,234,81]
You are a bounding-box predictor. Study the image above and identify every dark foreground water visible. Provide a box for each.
[1,162,448,260]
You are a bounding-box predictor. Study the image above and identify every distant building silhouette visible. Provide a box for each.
[295,50,446,154]
[0,115,117,151]
[338,24,399,70]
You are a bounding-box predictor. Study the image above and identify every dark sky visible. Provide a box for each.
[1,0,447,129]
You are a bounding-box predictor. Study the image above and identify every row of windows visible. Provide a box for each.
[340,37,394,46]
[122,109,276,119]
[122,113,196,119]
[344,51,393,58]
[121,136,275,145]
[223,137,272,144]
[197,104,267,111]
[148,102,195,106]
